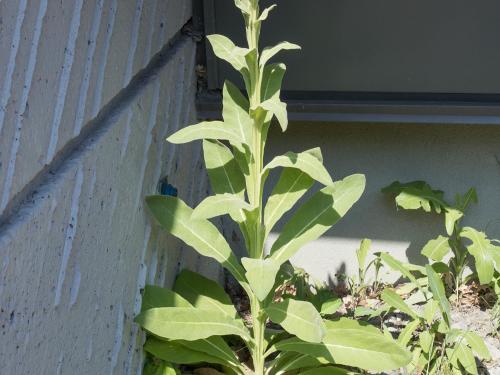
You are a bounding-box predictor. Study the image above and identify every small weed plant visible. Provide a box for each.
[383,181,500,298]
[348,239,383,300]
[135,1,412,374]
[379,254,492,374]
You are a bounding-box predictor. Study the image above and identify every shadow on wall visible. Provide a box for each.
[263,121,500,282]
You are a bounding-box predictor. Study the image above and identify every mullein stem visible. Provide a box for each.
[246,1,267,374]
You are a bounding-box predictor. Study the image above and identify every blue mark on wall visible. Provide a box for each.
[157,177,178,197]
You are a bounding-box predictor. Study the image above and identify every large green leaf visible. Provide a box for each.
[260,42,301,67]
[260,96,288,131]
[203,140,245,196]
[168,82,252,149]
[176,337,241,369]
[242,48,258,93]
[207,34,248,71]
[456,343,478,375]
[145,196,247,287]
[460,227,496,284]
[173,270,238,318]
[167,121,242,145]
[261,63,286,101]
[192,193,251,222]
[140,283,242,368]
[264,167,314,237]
[265,299,326,343]
[222,81,252,151]
[241,257,280,301]
[260,63,287,128]
[144,338,228,366]
[426,264,451,326]
[270,174,365,264]
[421,235,451,262]
[299,368,357,375]
[323,317,383,334]
[275,319,411,371]
[136,307,250,341]
[464,331,491,360]
[263,149,332,186]
[270,352,327,374]
[381,289,419,319]
[141,285,191,312]
[143,361,177,375]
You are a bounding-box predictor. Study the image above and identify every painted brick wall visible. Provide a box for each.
[0,1,219,373]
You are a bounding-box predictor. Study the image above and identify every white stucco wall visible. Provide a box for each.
[265,122,500,284]
[0,1,220,373]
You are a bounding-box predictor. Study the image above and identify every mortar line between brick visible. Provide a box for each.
[0,24,194,236]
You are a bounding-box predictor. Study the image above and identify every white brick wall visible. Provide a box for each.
[0,0,191,214]
[0,1,220,373]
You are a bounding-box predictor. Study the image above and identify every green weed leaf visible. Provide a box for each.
[175,338,241,370]
[456,343,479,375]
[260,97,288,131]
[423,299,439,324]
[464,331,491,360]
[207,34,248,71]
[143,361,177,375]
[136,307,250,341]
[263,148,332,186]
[265,299,326,343]
[269,352,327,374]
[380,253,426,297]
[460,227,496,284]
[299,367,356,375]
[264,167,314,237]
[241,257,280,301]
[320,298,343,315]
[258,5,277,21]
[418,331,433,353]
[421,235,451,262]
[141,285,191,312]
[145,196,247,287]
[167,121,242,145]
[174,270,238,318]
[203,140,245,196]
[356,239,371,272]
[426,264,451,326]
[275,318,411,371]
[381,289,419,319]
[192,193,251,222]
[270,175,365,264]
[260,42,301,67]
[397,319,420,347]
[222,81,252,151]
[261,63,286,101]
[144,338,228,366]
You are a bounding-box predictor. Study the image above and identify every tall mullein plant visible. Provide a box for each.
[136,1,412,374]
